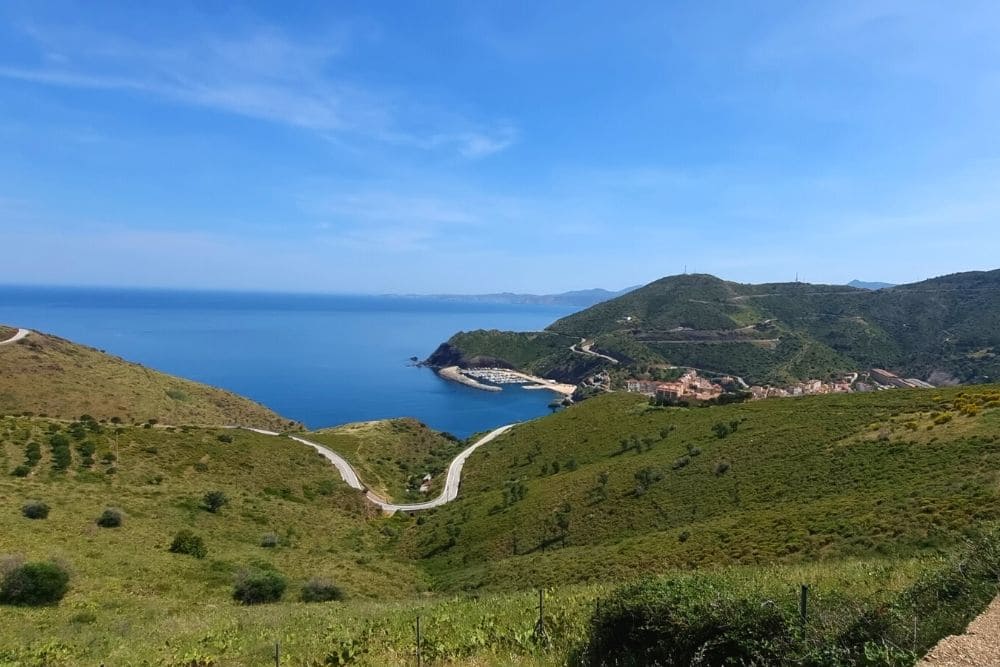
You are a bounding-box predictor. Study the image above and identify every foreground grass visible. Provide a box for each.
[0,557,946,665]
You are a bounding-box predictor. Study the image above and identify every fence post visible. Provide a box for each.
[416,615,422,667]
[799,584,809,624]
[274,640,280,667]
[534,588,550,646]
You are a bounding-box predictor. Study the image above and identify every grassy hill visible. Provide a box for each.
[428,270,1000,385]
[0,415,433,664]
[305,419,464,502]
[398,386,1000,591]
[0,328,295,430]
[2,388,1000,662]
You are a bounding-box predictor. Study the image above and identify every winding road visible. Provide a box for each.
[244,424,516,513]
[569,337,619,364]
[0,328,30,346]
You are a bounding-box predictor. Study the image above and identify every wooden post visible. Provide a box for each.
[416,615,422,667]
[534,588,549,645]
[799,584,809,624]
[274,640,280,667]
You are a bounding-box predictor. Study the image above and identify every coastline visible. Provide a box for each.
[437,366,502,392]
[436,365,576,397]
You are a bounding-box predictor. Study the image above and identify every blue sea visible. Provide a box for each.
[0,286,576,438]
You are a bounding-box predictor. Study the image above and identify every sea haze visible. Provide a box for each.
[0,286,576,438]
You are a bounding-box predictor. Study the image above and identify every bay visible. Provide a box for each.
[0,286,576,437]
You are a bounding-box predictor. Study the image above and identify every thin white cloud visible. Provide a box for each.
[0,24,515,158]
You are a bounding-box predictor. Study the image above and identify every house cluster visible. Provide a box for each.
[747,368,933,399]
[625,370,725,402]
[624,366,937,404]
[747,379,852,399]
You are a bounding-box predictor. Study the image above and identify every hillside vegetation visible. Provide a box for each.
[3,386,1000,663]
[0,329,294,430]
[306,418,463,501]
[429,270,1000,385]
[0,415,430,664]
[399,386,1000,591]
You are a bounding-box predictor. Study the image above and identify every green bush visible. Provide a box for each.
[259,533,280,548]
[202,490,229,513]
[0,561,70,606]
[233,569,286,605]
[300,578,344,603]
[21,501,50,520]
[168,530,207,558]
[96,508,123,528]
[575,530,1000,666]
[11,465,30,478]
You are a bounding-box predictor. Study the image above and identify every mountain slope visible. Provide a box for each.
[399,385,1000,591]
[429,270,1000,385]
[0,328,295,430]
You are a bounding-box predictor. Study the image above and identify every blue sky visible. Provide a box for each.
[1,1,999,293]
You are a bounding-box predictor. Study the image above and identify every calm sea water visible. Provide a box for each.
[0,286,575,437]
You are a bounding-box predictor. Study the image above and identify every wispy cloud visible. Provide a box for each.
[0,23,515,158]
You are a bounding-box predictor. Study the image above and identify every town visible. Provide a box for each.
[623,367,936,404]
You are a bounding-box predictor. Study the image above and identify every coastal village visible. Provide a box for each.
[622,367,936,403]
[438,362,937,406]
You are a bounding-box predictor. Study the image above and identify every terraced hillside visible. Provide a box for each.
[0,328,295,430]
[428,270,1000,385]
[399,386,1000,591]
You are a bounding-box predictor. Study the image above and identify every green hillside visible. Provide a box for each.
[0,328,295,430]
[3,388,1000,663]
[399,386,1000,591]
[428,270,1000,385]
[305,419,463,502]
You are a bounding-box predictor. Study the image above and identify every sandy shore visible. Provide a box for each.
[437,366,502,392]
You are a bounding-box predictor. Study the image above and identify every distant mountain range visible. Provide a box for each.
[397,286,640,307]
[428,269,1000,386]
[399,281,895,307]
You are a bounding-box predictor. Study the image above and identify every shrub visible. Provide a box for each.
[11,465,30,478]
[300,578,345,603]
[260,533,280,548]
[21,501,50,520]
[233,568,286,605]
[217,433,234,443]
[96,508,123,528]
[714,461,731,476]
[169,530,207,558]
[0,561,70,606]
[202,490,229,513]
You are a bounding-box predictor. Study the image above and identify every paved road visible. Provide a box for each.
[570,337,619,364]
[243,424,516,512]
[0,328,30,346]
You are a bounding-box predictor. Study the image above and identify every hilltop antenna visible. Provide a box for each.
[684,264,687,275]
